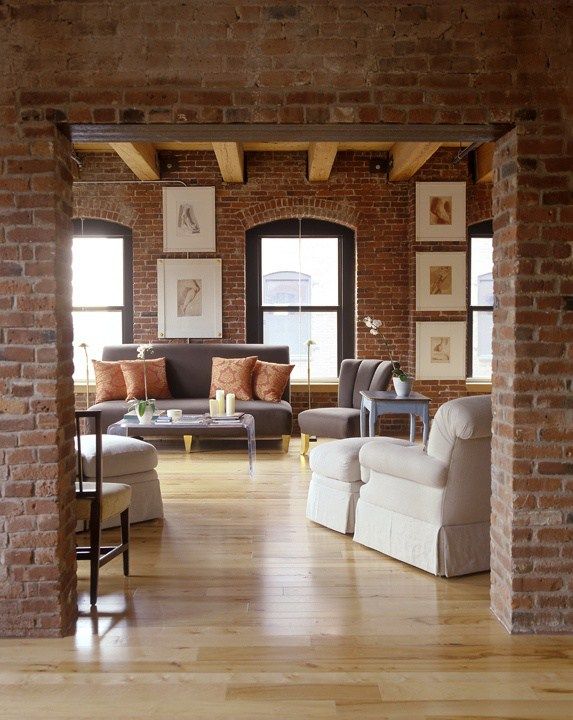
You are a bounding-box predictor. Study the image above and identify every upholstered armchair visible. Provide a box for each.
[298,359,393,455]
[354,395,492,577]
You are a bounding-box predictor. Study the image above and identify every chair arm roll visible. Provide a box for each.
[359,441,448,488]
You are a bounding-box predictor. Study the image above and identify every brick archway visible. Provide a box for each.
[237,198,359,233]
[73,198,139,229]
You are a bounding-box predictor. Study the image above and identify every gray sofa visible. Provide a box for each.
[89,344,293,443]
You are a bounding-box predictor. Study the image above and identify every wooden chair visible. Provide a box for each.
[75,410,131,606]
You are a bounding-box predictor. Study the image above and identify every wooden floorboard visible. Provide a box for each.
[1,437,572,719]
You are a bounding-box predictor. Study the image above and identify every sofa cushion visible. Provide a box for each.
[120,357,172,401]
[76,434,158,477]
[93,360,127,404]
[253,360,294,402]
[309,437,378,483]
[209,356,258,400]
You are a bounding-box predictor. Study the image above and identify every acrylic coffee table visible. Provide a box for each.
[359,390,431,446]
[107,413,256,477]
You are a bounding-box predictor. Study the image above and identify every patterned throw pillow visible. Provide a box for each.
[120,357,172,401]
[252,360,294,402]
[92,360,127,404]
[209,356,258,401]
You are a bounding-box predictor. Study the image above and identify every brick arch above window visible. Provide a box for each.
[236,198,359,234]
[73,197,139,230]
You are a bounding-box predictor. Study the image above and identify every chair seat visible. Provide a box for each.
[309,437,377,482]
[298,407,361,438]
[76,482,132,522]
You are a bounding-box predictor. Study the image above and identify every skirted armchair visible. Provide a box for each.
[298,359,393,455]
[354,395,492,577]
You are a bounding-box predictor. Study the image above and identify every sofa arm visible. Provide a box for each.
[359,441,448,488]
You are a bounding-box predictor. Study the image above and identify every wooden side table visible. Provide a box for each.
[360,390,431,446]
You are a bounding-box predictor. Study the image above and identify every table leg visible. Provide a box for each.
[183,434,193,453]
[422,407,430,448]
[360,399,367,437]
[244,416,256,478]
[409,414,416,443]
[368,404,377,437]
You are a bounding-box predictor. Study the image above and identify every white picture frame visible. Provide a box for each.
[415,252,466,311]
[416,182,466,242]
[416,321,466,380]
[157,259,222,339]
[162,187,216,252]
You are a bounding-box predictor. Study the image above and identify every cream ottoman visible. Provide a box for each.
[76,434,163,529]
[306,437,378,534]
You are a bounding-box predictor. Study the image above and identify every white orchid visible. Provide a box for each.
[136,343,154,359]
[362,317,407,380]
[363,316,382,335]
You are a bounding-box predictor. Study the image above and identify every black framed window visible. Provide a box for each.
[467,220,493,379]
[246,219,355,380]
[72,219,133,381]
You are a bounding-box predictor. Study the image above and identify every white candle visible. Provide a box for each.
[209,399,218,416]
[225,392,235,416]
[216,389,225,415]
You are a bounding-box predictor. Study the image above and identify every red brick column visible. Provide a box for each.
[490,128,572,633]
[0,125,77,637]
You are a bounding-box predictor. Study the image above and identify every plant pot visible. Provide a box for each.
[135,400,155,424]
[393,376,412,398]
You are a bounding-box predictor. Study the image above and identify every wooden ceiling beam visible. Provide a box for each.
[212,142,244,183]
[307,142,338,181]
[70,122,512,144]
[389,141,441,181]
[108,142,159,180]
[474,142,495,183]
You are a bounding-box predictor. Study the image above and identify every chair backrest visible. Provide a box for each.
[75,410,103,506]
[337,359,393,409]
[427,395,493,525]
[427,395,492,465]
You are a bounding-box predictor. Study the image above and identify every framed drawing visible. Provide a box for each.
[416,252,466,310]
[416,182,466,242]
[162,187,216,252]
[416,321,466,380]
[157,258,222,338]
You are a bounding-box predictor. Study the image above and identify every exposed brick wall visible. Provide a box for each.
[74,147,489,431]
[1,0,570,635]
[491,129,573,633]
[0,126,77,637]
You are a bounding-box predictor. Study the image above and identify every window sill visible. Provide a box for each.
[465,379,492,394]
[291,381,339,394]
[74,382,93,393]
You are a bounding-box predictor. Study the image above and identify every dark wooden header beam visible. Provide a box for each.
[68,123,512,145]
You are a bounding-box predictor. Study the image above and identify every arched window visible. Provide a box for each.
[246,219,355,380]
[72,218,133,381]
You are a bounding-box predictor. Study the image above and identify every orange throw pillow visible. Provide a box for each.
[253,360,294,402]
[209,356,258,401]
[92,360,127,404]
[120,357,172,401]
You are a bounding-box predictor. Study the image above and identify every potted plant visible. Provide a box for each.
[128,343,156,423]
[363,316,413,397]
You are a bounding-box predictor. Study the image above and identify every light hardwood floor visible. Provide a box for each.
[2,438,572,719]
